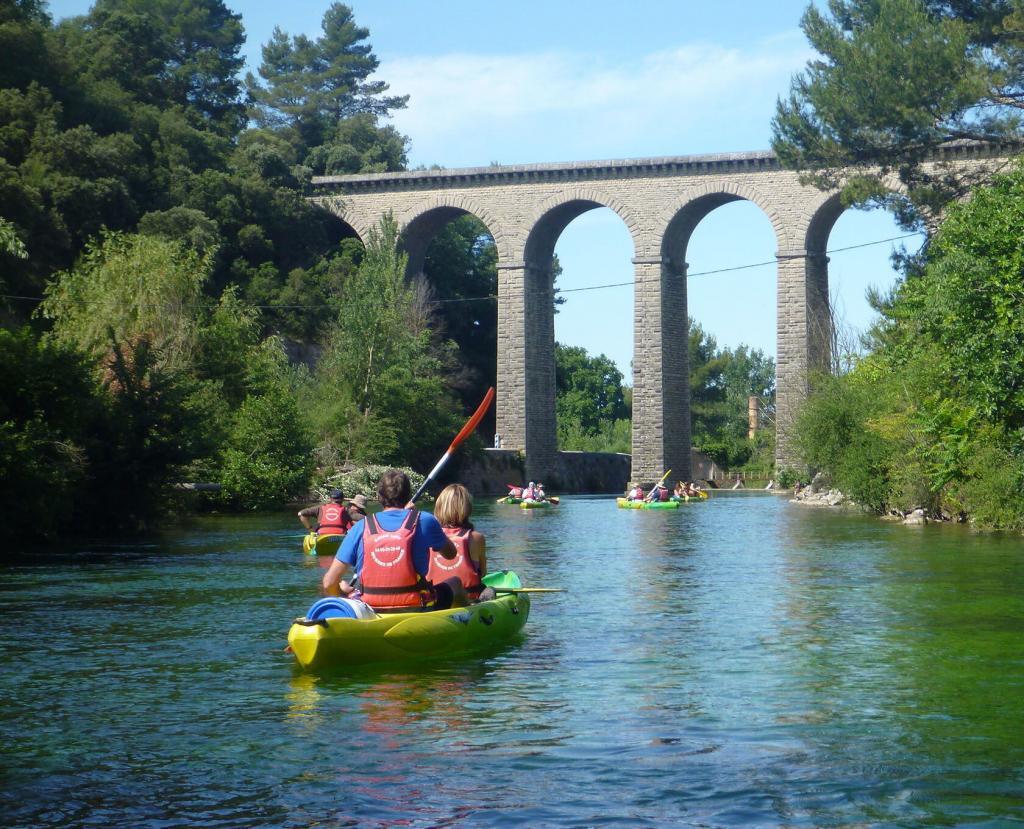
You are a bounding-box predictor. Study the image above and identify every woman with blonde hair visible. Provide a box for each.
[428,483,491,601]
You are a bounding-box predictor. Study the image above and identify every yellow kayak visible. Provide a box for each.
[287,571,530,670]
[302,531,343,556]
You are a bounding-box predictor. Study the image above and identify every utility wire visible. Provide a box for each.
[2,232,923,309]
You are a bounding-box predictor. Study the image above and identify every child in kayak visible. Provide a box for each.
[428,483,494,601]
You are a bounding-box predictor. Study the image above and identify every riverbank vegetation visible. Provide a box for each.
[775,0,1024,529]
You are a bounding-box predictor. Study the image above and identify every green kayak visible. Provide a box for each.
[616,497,681,510]
[287,570,530,670]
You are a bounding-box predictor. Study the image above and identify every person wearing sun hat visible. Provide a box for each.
[345,493,368,523]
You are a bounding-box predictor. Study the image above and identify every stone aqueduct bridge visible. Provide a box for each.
[311,150,840,483]
[309,147,987,484]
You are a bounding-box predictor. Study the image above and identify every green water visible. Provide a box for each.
[1,493,1023,827]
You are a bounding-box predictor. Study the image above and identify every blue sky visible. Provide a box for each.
[49,0,922,378]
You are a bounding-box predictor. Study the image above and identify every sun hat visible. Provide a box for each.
[346,494,368,512]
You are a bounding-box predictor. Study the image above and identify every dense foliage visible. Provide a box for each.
[556,344,632,453]
[0,1,467,545]
[794,164,1024,528]
[772,0,1024,229]
[776,0,1024,528]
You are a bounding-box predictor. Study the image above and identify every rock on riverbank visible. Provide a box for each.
[791,472,849,508]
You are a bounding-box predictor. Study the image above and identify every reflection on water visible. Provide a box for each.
[2,497,1023,826]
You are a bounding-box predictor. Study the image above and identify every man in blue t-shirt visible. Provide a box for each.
[321,469,462,609]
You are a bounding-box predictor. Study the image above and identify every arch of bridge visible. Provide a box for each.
[522,186,641,266]
[308,195,375,245]
[658,180,792,264]
[400,194,513,266]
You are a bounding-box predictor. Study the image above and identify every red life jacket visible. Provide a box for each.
[631,487,644,500]
[427,526,482,597]
[317,503,350,536]
[509,487,523,498]
[358,510,434,611]
[658,486,670,501]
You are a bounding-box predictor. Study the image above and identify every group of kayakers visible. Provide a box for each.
[624,479,704,502]
[301,470,492,615]
[507,481,548,502]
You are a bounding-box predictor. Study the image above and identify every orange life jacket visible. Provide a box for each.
[317,503,350,536]
[358,510,434,611]
[427,526,482,598]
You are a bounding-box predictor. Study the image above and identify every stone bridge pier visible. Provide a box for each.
[311,146,995,484]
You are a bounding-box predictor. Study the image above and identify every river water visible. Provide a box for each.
[2,493,1023,827]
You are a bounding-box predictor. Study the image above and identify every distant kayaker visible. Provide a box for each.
[298,488,351,535]
[428,484,495,602]
[646,482,670,502]
[673,481,685,499]
[523,481,538,500]
[322,470,466,612]
[626,483,644,501]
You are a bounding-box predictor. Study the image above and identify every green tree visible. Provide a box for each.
[70,0,246,134]
[0,327,101,545]
[793,162,1024,528]
[688,320,730,444]
[556,344,628,430]
[246,2,408,161]
[38,231,211,370]
[218,379,314,509]
[314,215,460,470]
[772,0,1023,229]
[96,334,215,529]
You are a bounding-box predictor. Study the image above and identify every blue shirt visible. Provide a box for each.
[336,509,449,577]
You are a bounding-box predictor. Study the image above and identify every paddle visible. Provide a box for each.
[644,468,672,502]
[411,386,495,504]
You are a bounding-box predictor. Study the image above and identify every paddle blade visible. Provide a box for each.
[411,387,495,504]
[446,386,495,455]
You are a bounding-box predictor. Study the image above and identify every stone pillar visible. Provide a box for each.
[775,249,831,470]
[631,257,691,484]
[496,261,526,452]
[494,260,557,481]
[523,260,558,481]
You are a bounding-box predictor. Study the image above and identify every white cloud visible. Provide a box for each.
[379,34,813,167]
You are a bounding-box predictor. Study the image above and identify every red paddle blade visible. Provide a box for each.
[446,386,495,454]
